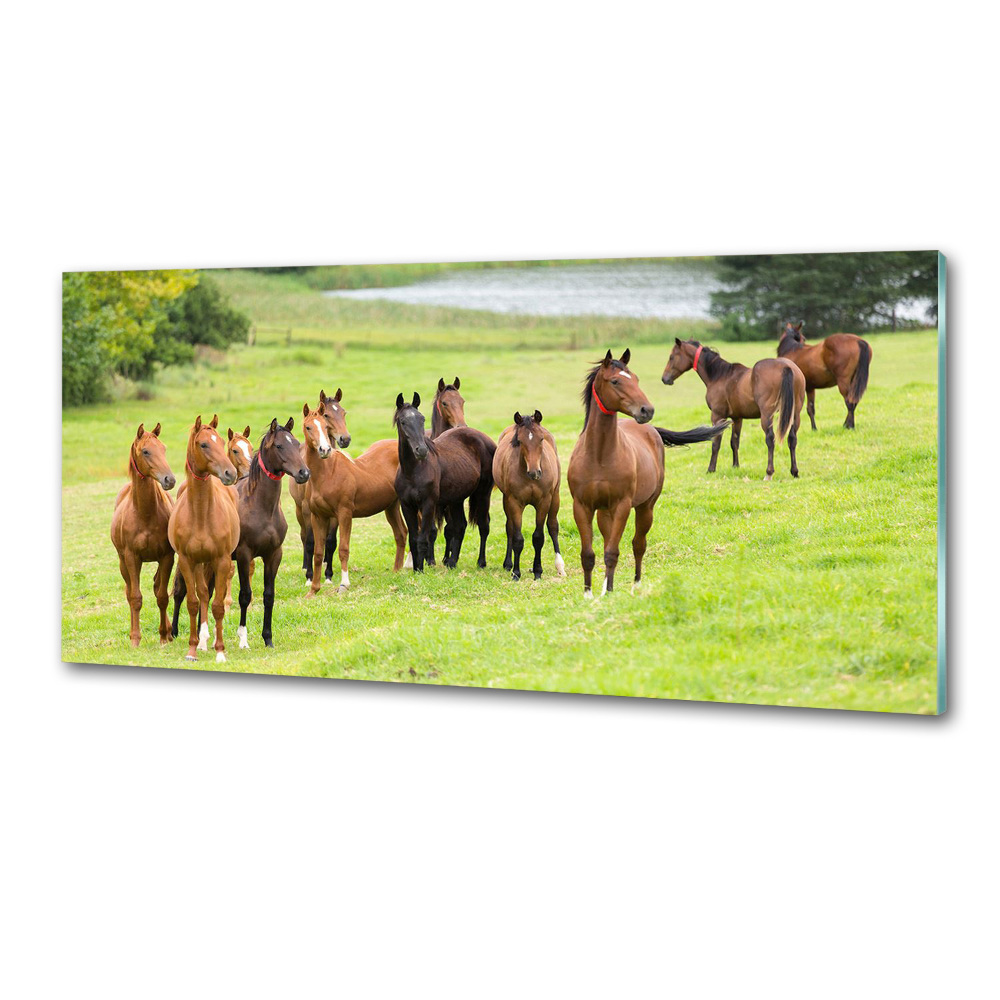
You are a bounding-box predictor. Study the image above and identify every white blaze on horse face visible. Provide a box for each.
[528,433,533,441]
[618,371,632,379]
[238,441,251,462]
[310,416,331,453]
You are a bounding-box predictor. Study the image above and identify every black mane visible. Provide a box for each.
[688,341,742,380]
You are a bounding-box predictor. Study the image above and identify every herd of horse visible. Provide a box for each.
[110,323,873,660]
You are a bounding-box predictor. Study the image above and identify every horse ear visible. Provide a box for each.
[228,427,234,440]
[136,423,144,439]
[453,376,460,389]
[603,349,613,363]
[412,392,421,408]
[210,414,219,429]
[302,402,310,417]
[675,337,682,347]
[194,415,202,432]
[152,422,161,437]
[438,378,446,392]
[534,409,543,423]
[514,411,523,425]
[284,417,294,431]
[270,417,278,433]
[319,389,327,406]
[334,388,342,403]
[620,348,631,366]
[244,425,250,437]
[396,393,405,410]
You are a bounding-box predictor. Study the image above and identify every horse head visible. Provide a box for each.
[227,425,254,480]
[512,410,546,480]
[394,392,428,460]
[587,349,654,424]
[132,421,176,490]
[319,388,351,449]
[188,415,237,485]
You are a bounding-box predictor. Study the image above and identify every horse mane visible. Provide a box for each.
[690,342,740,380]
[245,441,267,496]
[581,359,627,430]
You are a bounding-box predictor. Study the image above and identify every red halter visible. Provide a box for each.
[130,451,146,479]
[693,345,704,373]
[186,456,210,481]
[258,449,283,481]
[591,382,614,415]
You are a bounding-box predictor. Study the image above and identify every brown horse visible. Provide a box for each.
[167,414,240,662]
[430,377,466,438]
[493,410,565,581]
[778,322,872,429]
[567,349,726,597]
[300,400,407,594]
[662,339,806,480]
[290,389,352,582]
[110,422,177,646]
[227,425,254,479]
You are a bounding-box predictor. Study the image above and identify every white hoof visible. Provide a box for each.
[601,577,608,596]
[216,651,226,663]
[584,588,593,600]
[185,654,197,662]
[197,621,209,651]
[237,626,249,650]
[554,553,566,577]
[403,553,413,569]
[337,585,349,594]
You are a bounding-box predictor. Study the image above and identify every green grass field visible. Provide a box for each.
[62,275,939,712]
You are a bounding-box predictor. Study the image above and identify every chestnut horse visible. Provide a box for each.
[778,322,872,429]
[300,400,407,594]
[227,425,254,480]
[567,349,726,597]
[493,410,565,581]
[393,393,496,572]
[661,339,806,479]
[167,415,240,662]
[110,422,177,646]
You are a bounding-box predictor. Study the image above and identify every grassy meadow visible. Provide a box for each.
[62,271,940,712]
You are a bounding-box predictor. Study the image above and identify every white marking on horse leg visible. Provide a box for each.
[237,625,249,650]
[338,569,350,593]
[404,552,413,569]
[554,553,566,576]
[584,588,593,600]
[197,621,209,651]
[216,651,226,663]
[601,577,608,596]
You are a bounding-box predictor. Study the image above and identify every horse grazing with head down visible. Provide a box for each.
[567,349,727,598]
[110,422,177,646]
[393,393,496,573]
[778,322,872,429]
[167,414,240,662]
[300,398,407,594]
[661,338,805,480]
[492,410,565,581]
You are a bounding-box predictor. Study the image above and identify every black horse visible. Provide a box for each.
[172,418,310,648]
[393,392,496,572]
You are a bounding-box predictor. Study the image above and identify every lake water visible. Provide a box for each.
[322,260,933,322]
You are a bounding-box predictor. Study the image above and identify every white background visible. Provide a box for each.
[3,2,997,997]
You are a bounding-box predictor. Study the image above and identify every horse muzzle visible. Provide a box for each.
[661,374,674,385]
[337,435,351,449]
[294,468,310,484]
[160,473,177,490]
[527,469,542,481]
[634,405,654,423]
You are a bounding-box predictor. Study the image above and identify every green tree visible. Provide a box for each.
[709,251,938,340]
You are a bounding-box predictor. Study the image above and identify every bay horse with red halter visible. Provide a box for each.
[300,398,408,594]
[661,339,806,480]
[393,393,496,573]
[493,410,565,581]
[110,422,177,646]
[290,389,352,583]
[567,349,727,597]
[778,321,872,429]
[167,414,240,662]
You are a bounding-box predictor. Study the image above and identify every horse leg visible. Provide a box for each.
[445,502,468,569]
[531,501,547,581]
[730,417,743,468]
[236,551,252,650]
[385,501,408,571]
[170,567,186,638]
[401,502,423,572]
[195,564,212,651]
[427,519,438,567]
[762,414,776,481]
[336,510,353,592]
[632,499,655,589]
[707,412,726,473]
[302,524,314,582]
[502,504,514,573]
[307,512,331,595]
[806,388,817,430]
[572,498,596,597]
[789,424,800,478]
[324,523,337,582]
[117,552,142,647]
[419,499,438,571]
[476,500,490,570]
[837,376,855,429]
[261,546,281,647]
[211,555,232,662]
[547,490,566,576]
[597,500,631,595]
[176,555,200,660]
[442,510,456,568]
[503,495,524,580]
[153,553,174,644]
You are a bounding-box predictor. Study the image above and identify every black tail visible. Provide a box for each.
[776,365,795,444]
[656,421,730,447]
[850,340,871,403]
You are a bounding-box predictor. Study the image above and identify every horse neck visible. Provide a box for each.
[581,405,623,464]
[695,349,735,387]
[249,448,284,511]
[129,449,160,517]
[184,444,219,518]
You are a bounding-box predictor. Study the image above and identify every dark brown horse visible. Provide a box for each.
[110,422,177,646]
[430,377,467,439]
[662,339,806,479]
[778,322,872,429]
[568,350,725,597]
[393,393,496,572]
[493,410,565,581]
[167,414,240,662]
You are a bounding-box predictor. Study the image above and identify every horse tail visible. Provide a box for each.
[850,339,872,403]
[655,421,730,447]
[467,433,497,528]
[776,365,795,445]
